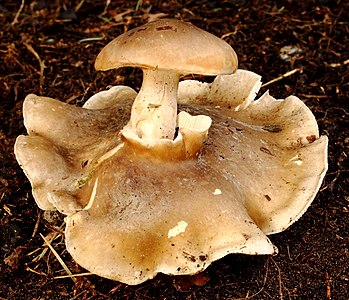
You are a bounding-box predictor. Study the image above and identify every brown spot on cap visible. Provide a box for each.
[306,135,316,143]
[260,147,274,156]
[264,194,272,201]
[156,25,177,31]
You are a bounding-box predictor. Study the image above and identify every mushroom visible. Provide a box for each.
[14,19,328,285]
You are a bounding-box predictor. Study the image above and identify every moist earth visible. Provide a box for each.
[0,1,348,299]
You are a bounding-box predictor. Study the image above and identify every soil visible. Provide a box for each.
[0,1,348,299]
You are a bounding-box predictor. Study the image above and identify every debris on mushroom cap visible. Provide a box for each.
[95,18,238,76]
[14,19,327,285]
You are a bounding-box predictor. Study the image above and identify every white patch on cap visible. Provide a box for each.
[168,221,188,238]
[213,188,222,195]
[289,155,303,166]
[134,271,142,277]
[294,159,303,166]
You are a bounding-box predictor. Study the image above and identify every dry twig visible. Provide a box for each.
[75,0,86,12]
[40,233,76,283]
[271,258,284,300]
[261,68,301,88]
[11,0,25,26]
[325,272,331,299]
[54,272,93,279]
[31,230,61,263]
[24,43,45,94]
[32,210,41,237]
[25,266,47,276]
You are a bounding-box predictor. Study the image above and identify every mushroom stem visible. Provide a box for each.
[128,69,180,140]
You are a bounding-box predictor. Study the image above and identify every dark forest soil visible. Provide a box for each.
[0,1,348,299]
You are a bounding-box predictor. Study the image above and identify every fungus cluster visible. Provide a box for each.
[15,19,328,284]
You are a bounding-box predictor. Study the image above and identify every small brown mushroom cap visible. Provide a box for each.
[95,18,238,76]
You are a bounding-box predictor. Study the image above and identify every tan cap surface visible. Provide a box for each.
[14,70,327,284]
[95,18,238,75]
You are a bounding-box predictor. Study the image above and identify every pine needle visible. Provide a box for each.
[54,272,93,279]
[40,233,76,283]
